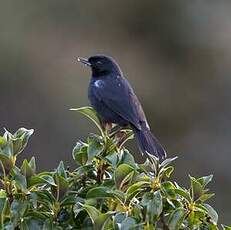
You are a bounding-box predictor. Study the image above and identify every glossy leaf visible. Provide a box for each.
[126,181,150,203]
[119,149,136,168]
[95,211,115,230]
[114,213,137,230]
[82,204,100,223]
[13,128,34,155]
[86,186,115,199]
[190,176,203,201]
[199,193,214,202]
[56,161,67,179]
[168,207,187,230]
[197,175,213,188]
[142,190,163,219]
[115,163,135,189]
[87,136,104,160]
[175,188,191,202]
[21,159,35,179]
[0,127,227,229]
[0,153,13,175]
[222,225,231,230]
[160,156,178,169]
[12,168,28,192]
[72,142,88,165]
[70,106,104,137]
[203,203,218,224]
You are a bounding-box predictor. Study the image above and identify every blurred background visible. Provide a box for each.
[0,0,230,223]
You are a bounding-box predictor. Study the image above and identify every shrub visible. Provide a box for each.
[0,106,230,229]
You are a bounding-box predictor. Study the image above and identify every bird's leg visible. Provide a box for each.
[116,131,130,149]
[112,125,133,149]
[100,120,112,136]
[109,125,124,137]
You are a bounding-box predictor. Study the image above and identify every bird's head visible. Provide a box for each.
[78,55,122,77]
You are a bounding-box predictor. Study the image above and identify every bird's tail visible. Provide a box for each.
[132,126,167,160]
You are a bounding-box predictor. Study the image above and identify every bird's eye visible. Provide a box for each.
[96,61,102,65]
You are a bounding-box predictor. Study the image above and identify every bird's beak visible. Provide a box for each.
[77,57,91,66]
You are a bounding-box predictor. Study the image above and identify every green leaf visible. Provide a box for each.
[119,149,136,168]
[95,211,115,230]
[60,193,77,206]
[139,159,153,174]
[120,171,134,191]
[0,136,6,146]
[190,176,203,201]
[160,156,178,169]
[115,164,135,189]
[28,176,46,188]
[222,225,231,230]
[199,193,214,202]
[21,159,35,179]
[82,204,100,223]
[29,157,36,172]
[117,129,134,148]
[187,210,204,228]
[116,216,137,230]
[146,152,159,174]
[87,136,104,160]
[10,200,28,226]
[2,129,14,156]
[203,203,218,224]
[0,153,13,175]
[197,175,213,188]
[164,166,174,178]
[12,168,28,192]
[72,142,88,165]
[150,190,163,217]
[142,191,163,219]
[13,128,34,155]
[161,181,176,198]
[56,161,67,179]
[175,188,191,202]
[0,197,8,226]
[168,207,187,230]
[42,219,63,230]
[0,126,224,229]
[20,218,44,230]
[70,106,104,137]
[28,174,57,188]
[39,174,57,186]
[54,174,69,200]
[33,190,56,209]
[86,187,115,199]
[126,181,150,203]
[105,152,119,168]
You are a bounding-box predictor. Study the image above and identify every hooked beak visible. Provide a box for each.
[77,57,91,66]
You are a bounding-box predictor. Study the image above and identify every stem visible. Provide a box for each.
[96,160,108,183]
[56,184,60,201]
[0,160,13,204]
[109,125,123,138]
[96,167,101,183]
[0,160,6,179]
[160,212,169,230]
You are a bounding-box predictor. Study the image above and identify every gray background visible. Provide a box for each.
[0,1,230,224]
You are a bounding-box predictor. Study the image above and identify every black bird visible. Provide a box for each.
[78,55,166,160]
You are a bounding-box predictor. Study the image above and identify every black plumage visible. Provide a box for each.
[78,55,166,160]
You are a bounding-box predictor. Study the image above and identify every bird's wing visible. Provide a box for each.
[93,76,148,130]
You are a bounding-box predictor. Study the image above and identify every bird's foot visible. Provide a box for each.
[109,125,124,137]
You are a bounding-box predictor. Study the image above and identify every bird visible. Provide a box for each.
[78,55,166,160]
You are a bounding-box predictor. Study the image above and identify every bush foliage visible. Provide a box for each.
[0,106,230,229]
